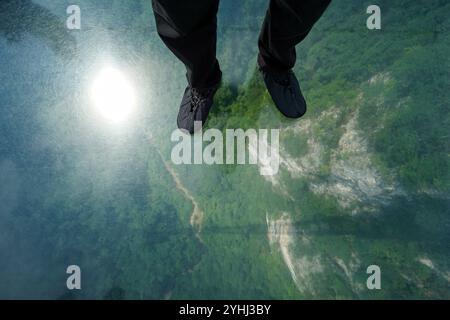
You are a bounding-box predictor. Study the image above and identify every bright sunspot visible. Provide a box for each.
[90,67,136,123]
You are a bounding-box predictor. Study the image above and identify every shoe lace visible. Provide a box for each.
[272,71,295,96]
[274,73,291,86]
[191,88,213,112]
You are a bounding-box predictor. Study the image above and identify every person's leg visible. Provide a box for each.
[152,0,221,89]
[257,0,331,119]
[258,0,331,72]
[152,0,221,134]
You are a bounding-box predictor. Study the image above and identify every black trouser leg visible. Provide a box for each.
[152,0,221,89]
[258,0,331,72]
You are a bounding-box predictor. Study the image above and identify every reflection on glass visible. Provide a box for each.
[90,67,136,123]
[0,0,449,301]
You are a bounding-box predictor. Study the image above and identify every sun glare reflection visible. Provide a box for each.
[90,67,136,123]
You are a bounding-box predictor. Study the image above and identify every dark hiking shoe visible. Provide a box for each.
[260,67,307,119]
[177,83,220,134]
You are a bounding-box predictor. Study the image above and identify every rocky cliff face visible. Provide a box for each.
[264,105,401,213]
[266,212,324,295]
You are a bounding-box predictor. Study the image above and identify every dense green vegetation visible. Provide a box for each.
[0,0,448,299]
